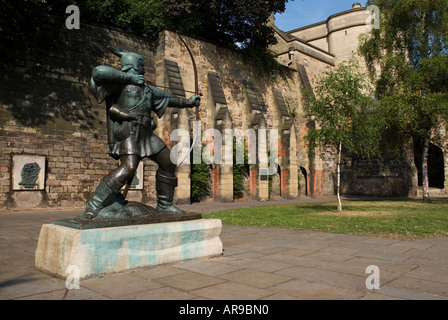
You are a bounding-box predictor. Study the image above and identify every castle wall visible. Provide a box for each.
[327,21,370,64]
[0,24,308,211]
[288,6,371,65]
[271,4,428,198]
[289,22,329,52]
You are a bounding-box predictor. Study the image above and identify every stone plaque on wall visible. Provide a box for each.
[12,155,46,191]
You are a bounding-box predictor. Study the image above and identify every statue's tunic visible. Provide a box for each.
[91,66,173,160]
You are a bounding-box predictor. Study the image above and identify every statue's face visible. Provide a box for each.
[137,59,145,75]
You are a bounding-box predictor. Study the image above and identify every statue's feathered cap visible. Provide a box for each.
[108,46,144,72]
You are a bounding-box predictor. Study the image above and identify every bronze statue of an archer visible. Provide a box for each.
[83,47,200,220]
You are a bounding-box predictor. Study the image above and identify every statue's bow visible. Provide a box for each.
[176,32,201,166]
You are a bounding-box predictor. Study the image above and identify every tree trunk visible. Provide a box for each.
[337,142,343,212]
[404,137,419,197]
[422,137,431,202]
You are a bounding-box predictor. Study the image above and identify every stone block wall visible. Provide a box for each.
[0,130,110,209]
[321,145,417,197]
[156,30,307,201]
[341,159,416,197]
[0,24,159,210]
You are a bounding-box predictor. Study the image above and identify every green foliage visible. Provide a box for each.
[1,0,289,75]
[9,0,290,49]
[191,160,210,203]
[0,0,66,62]
[359,0,448,200]
[171,0,289,50]
[380,91,448,140]
[360,0,448,80]
[233,166,246,199]
[359,0,448,150]
[77,0,170,39]
[78,0,287,76]
[303,58,381,159]
[233,138,249,199]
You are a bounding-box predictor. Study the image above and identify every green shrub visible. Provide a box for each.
[233,138,249,199]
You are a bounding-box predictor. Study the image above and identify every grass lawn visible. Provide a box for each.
[205,198,448,240]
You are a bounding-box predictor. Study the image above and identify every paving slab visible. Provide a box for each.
[360,238,402,246]
[355,250,410,262]
[359,292,406,300]
[404,255,448,268]
[154,271,226,292]
[131,265,189,280]
[389,240,435,251]
[316,259,409,285]
[15,287,102,300]
[261,292,307,300]
[385,276,448,297]
[0,273,66,300]
[278,247,318,257]
[407,247,448,259]
[173,259,242,276]
[302,251,353,263]
[228,252,267,259]
[374,286,447,300]
[81,273,164,299]
[261,252,322,267]
[269,279,364,300]
[0,244,32,261]
[344,257,420,274]
[319,245,365,256]
[244,260,293,273]
[117,286,198,300]
[328,240,383,250]
[274,266,368,292]
[190,281,272,300]
[217,269,292,289]
[214,256,261,268]
[405,266,448,283]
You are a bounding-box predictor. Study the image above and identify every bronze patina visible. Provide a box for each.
[75,47,200,223]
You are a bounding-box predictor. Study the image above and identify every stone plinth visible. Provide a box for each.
[35,219,223,280]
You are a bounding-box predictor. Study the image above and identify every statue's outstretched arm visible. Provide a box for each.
[168,95,201,109]
[92,66,144,86]
[151,86,201,119]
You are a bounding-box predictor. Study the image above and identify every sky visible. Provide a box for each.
[274,0,368,31]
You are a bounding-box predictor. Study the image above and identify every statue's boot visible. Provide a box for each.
[82,178,121,219]
[156,171,183,215]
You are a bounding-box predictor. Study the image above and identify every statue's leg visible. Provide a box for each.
[83,155,140,219]
[150,147,183,214]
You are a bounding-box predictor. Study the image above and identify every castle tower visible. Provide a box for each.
[284,3,371,65]
[326,3,371,64]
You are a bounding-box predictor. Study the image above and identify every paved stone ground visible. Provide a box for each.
[0,197,447,301]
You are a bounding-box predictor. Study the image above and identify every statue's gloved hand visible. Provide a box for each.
[110,104,137,122]
[131,74,145,85]
[189,95,201,107]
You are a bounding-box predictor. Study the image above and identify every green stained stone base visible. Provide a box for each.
[35,219,223,280]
